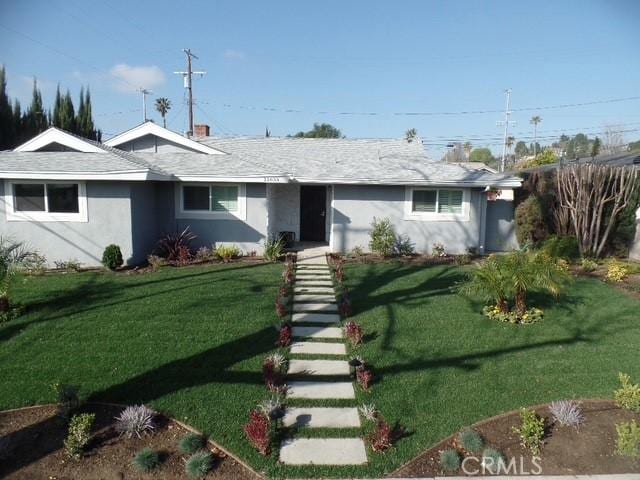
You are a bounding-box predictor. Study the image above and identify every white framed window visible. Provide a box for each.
[4,180,88,222]
[404,187,469,221]
[176,183,246,220]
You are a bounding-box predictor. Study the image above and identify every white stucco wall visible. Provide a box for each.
[630,206,640,261]
[268,183,301,241]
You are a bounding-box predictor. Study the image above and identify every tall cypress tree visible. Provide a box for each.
[81,88,98,140]
[0,66,14,149]
[52,84,63,128]
[59,89,75,132]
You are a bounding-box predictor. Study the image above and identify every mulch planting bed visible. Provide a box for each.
[391,400,640,477]
[0,404,261,480]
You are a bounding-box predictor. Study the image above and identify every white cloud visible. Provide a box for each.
[223,49,246,60]
[109,64,165,93]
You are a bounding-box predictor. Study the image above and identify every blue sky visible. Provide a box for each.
[1,0,639,158]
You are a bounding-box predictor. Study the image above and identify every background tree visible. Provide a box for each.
[463,141,472,160]
[591,136,601,157]
[556,164,639,257]
[405,128,417,143]
[506,136,515,167]
[602,124,625,155]
[0,66,15,150]
[514,141,529,160]
[565,133,592,159]
[155,97,171,128]
[292,123,342,138]
[469,147,496,165]
[530,116,542,156]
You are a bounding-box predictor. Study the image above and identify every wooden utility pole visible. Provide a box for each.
[174,49,206,137]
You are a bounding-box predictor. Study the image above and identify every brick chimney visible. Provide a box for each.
[194,124,210,137]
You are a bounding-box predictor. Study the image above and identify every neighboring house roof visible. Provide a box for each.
[1,124,521,187]
[450,162,498,173]
[104,121,225,155]
[516,151,640,173]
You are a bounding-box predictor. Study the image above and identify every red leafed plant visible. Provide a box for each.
[277,323,292,347]
[344,321,363,346]
[243,410,271,456]
[339,289,352,317]
[356,365,374,391]
[368,417,393,452]
[282,263,295,284]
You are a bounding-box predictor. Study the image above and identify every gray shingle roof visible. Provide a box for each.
[0,135,521,187]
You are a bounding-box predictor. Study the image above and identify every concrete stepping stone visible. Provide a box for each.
[295,275,332,281]
[292,313,340,324]
[294,294,336,303]
[290,341,346,355]
[292,326,343,339]
[293,286,335,294]
[280,438,367,465]
[295,279,333,286]
[282,407,361,428]
[288,359,350,376]
[292,303,337,313]
[287,381,355,399]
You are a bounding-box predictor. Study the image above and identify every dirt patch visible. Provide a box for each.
[0,404,261,480]
[391,400,640,477]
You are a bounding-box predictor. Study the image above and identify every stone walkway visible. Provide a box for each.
[279,252,368,467]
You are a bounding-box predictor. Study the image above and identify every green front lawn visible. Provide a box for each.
[2,261,639,478]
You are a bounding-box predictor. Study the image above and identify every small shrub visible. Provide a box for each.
[439,448,461,472]
[147,254,166,271]
[483,304,544,324]
[369,217,396,257]
[52,383,80,419]
[133,447,160,472]
[541,235,579,260]
[432,242,446,257]
[101,244,123,270]
[515,196,548,246]
[394,234,415,256]
[349,245,365,258]
[549,400,584,428]
[359,403,378,422]
[481,448,505,474]
[194,246,213,262]
[257,397,285,422]
[512,408,545,454]
[22,252,47,275]
[276,323,292,348]
[344,320,364,346]
[275,297,288,318]
[64,413,95,459]
[454,254,472,265]
[54,259,82,271]
[115,405,156,438]
[243,410,271,456]
[179,432,207,455]
[606,260,630,283]
[368,418,393,452]
[616,420,640,458]
[615,372,640,413]
[457,428,484,453]
[216,244,241,262]
[356,366,374,391]
[263,237,284,262]
[339,290,352,317]
[185,451,214,478]
[154,227,196,262]
[581,258,598,272]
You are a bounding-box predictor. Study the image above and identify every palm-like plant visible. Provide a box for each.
[154,97,172,128]
[0,237,38,312]
[459,254,510,313]
[530,116,542,156]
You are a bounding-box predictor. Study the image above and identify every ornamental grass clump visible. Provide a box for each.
[344,320,364,346]
[263,354,286,393]
[439,448,461,472]
[64,413,95,459]
[243,410,271,456]
[216,244,241,263]
[512,408,545,454]
[549,400,584,428]
[457,428,484,453]
[185,451,214,478]
[115,405,156,438]
[179,432,207,455]
[481,448,505,474]
[615,372,640,413]
[359,403,378,422]
[257,396,285,422]
[132,447,161,472]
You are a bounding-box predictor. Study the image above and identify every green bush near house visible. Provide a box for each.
[515,196,548,247]
[369,217,396,257]
[541,235,579,260]
[101,244,123,270]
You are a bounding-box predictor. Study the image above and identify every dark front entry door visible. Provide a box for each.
[300,185,327,242]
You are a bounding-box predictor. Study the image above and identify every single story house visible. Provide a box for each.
[0,122,521,266]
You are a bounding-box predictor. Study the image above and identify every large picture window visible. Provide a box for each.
[406,187,468,220]
[6,181,86,222]
[179,183,245,220]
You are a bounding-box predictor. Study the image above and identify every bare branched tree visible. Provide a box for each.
[602,124,625,155]
[556,164,639,257]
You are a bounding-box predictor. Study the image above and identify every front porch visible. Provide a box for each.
[266,183,333,248]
